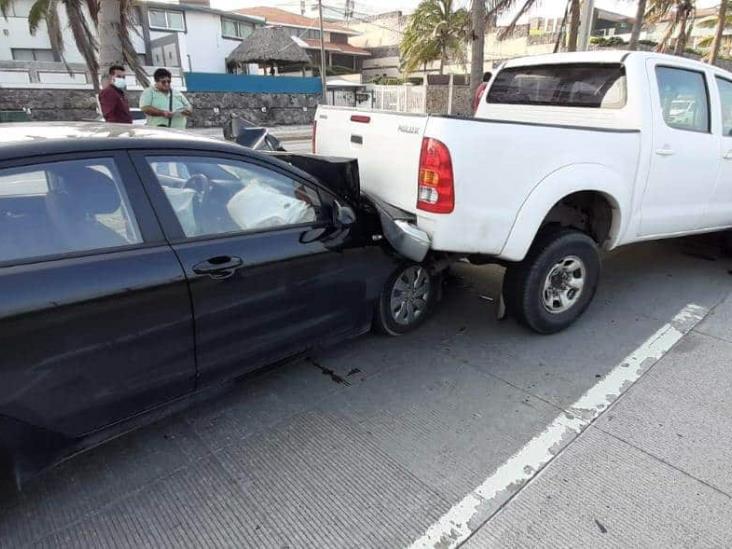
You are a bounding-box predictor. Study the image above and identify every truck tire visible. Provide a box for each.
[375,263,436,336]
[504,227,600,334]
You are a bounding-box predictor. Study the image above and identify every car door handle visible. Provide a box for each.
[724,151,732,160]
[655,147,675,156]
[193,256,243,279]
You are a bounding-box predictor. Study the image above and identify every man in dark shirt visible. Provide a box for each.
[99,65,132,124]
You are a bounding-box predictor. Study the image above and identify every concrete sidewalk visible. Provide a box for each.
[464,293,732,547]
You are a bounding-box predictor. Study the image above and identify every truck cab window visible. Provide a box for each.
[656,66,710,133]
[486,63,627,108]
[716,77,732,137]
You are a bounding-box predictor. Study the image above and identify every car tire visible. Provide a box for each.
[504,227,600,334]
[375,263,436,336]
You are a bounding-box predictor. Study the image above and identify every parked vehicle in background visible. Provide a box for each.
[95,107,146,126]
[0,123,436,491]
[315,51,732,333]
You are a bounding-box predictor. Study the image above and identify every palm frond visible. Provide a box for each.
[120,0,148,87]
[85,0,98,25]
[498,0,539,40]
[64,0,99,92]
[27,0,52,33]
[0,0,14,18]
[46,0,74,75]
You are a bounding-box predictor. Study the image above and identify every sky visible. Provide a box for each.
[211,0,719,23]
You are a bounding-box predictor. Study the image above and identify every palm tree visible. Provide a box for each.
[489,0,582,52]
[697,1,732,63]
[629,0,649,50]
[646,0,696,54]
[400,0,470,75]
[0,0,147,91]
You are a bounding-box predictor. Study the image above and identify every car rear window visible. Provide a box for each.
[486,63,627,109]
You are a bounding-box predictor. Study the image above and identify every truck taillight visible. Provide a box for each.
[417,137,454,214]
[312,120,317,154]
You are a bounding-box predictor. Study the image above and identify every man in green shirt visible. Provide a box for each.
[140,68,192,129]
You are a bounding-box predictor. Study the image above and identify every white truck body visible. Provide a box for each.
[315,51,732,262]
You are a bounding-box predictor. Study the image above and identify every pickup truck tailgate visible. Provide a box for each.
[315,107,427,214]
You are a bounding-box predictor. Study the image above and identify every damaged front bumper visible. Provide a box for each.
[367,194,431,263]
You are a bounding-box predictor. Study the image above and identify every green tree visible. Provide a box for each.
[0,0,147,91]
[400,0,470,75]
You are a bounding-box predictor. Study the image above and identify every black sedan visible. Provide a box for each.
[0,123,436,491]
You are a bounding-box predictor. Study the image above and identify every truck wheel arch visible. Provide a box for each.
[500,164,627,262]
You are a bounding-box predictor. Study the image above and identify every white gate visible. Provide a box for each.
[365,85,426,113]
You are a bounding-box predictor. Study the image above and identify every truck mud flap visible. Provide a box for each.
[367,194,431,263]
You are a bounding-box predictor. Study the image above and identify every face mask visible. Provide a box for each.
[113,77,127,90]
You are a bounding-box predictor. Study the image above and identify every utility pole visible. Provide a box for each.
[317,0,328,104]
[470,0,486,100]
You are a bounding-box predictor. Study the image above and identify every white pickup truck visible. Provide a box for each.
[315,51,732,333]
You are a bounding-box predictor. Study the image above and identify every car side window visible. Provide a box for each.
[655,66,710,133]
[145,156,322,238]
[716,77,732,137]
[0,158,142,264]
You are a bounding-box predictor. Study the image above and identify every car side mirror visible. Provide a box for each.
[333,200,356,228]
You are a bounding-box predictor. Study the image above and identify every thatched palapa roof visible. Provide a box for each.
[227,26,311,66]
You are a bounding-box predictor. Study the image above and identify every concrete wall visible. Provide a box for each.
[0,88,319,126]
[425,85,472,117]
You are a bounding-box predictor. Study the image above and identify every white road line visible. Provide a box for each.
[409,303,708,549]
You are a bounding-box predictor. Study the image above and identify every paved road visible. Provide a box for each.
[2,236,732,547]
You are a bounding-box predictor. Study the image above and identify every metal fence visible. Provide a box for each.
[365,85,426,113]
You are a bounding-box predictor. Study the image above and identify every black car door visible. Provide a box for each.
[0,152,195,438]
[132,150,381,385]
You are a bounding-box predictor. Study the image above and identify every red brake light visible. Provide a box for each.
[417,137,454,214]
[472,82,487,114]
[312,120,317,154]
[350,114,371,123]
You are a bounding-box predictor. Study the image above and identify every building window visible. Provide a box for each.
[289,27,320,40]
[11,48,56,62]
[148,8,185,31]
[221,17,253,39]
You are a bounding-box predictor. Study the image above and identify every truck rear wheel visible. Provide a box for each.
[504,228,600,334]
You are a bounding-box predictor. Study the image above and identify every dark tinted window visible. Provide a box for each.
[656,67,709,133]
[487,63,627,108]
[0,159,141,264]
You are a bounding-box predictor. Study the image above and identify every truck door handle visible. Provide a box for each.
[724,151,732,160]
[193,256,243,279]
[655,147,675,157]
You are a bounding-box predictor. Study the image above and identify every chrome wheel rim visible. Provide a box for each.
[390,266,431,326]
[542,255,585,314]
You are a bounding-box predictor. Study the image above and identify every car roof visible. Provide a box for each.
[0,122,258,162]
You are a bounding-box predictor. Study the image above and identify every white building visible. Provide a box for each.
[0,0,264,88]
